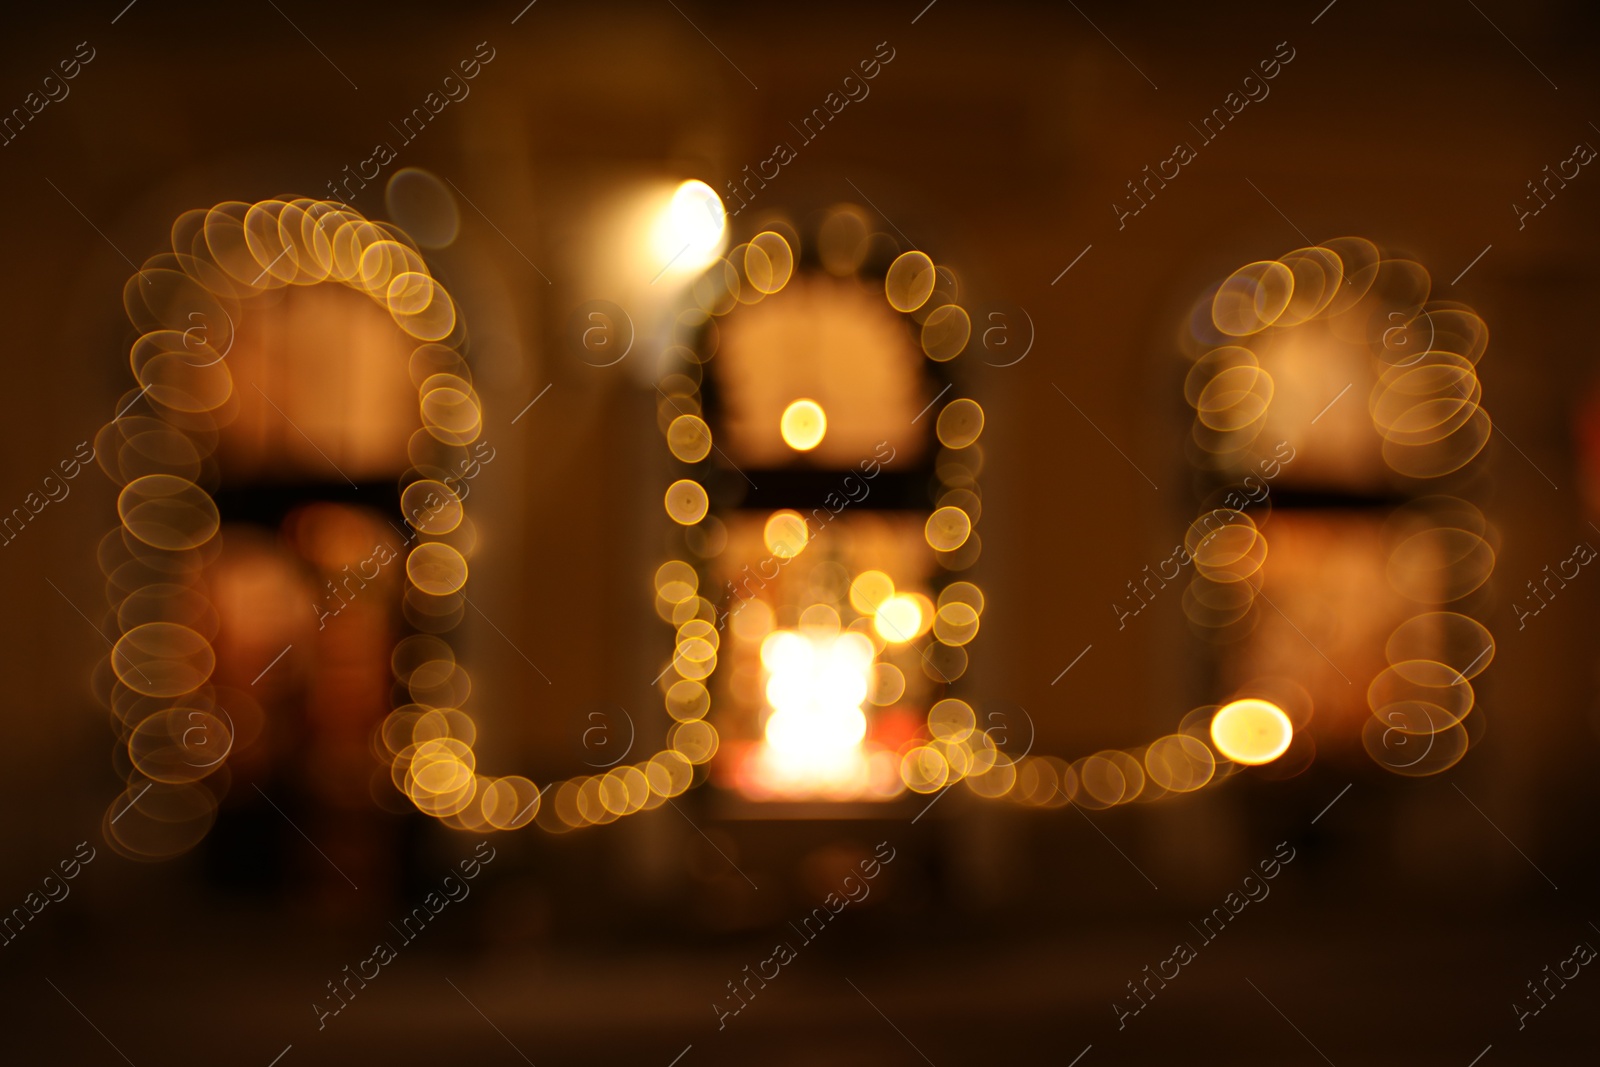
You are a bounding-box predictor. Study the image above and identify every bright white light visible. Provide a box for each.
[874,594,924,644]
[758,628,873,790]
[651,180,727,278]
[1210,698,1293,765]
[833,631,875,672]
[760,630,811,675]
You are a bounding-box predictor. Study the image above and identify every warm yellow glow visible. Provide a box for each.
[760,629,809,673]
[798,602,841,634]
[651,180,727,278]
[874,594,924,644]
[112,622,214,698]
[663,479,709,524]
[928,698,976,742]
[924,506,972,552]
[654,560,698,604]
[1144,734,1216,793]
[104,194,525,845]
[670,719,719,764]
[406,542,469,595]
[400,479,464,535]
[666,414,712,463]
[936,399,985,449]
[118,476,219,551]
[1210,698,1293,765]
[920,305,972,362]
[745,231,795,295]
[780,399,827,451]
[481,776,540,829]
[714,274,928,465]
[849,570,896,614]
[730,597,774,642]
[933,602,980,645]
[886,250,936,312]
[900,745,949,793]
[763,510,810,559]
[1212,260,1294,336]
[869,662,906,706]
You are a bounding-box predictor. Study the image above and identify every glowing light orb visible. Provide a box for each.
[873,594,924,644]
[849,570,895,614]
[664,479,709,524]
[757,629,874,793]
[651,180,727,277]
[780,399,827,451]
[763,510,810,559]
[1210,698,1293,765]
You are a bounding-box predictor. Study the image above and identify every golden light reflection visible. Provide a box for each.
[669,224,994,806]
[1367,661,1474,735]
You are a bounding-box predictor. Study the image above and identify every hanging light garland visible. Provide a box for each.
[98,199,1494,857]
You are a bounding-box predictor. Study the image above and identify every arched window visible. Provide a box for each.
[96,198,498,888]
[648,205,987,808]
[1176,239,1496,780]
